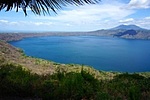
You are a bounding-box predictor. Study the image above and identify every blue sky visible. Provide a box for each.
[0,0,150,32]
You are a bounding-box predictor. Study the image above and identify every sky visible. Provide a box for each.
[0,0,150,32]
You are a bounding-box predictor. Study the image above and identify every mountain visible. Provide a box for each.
[90,24,150,39]
[111,24,146,30]
[114,30,137,37]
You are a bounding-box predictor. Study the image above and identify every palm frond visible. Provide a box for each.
[0,0,100,16]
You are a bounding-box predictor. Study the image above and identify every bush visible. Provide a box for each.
[0,64,149,99]
[0,64,38,97]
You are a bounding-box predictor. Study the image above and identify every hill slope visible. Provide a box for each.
[0,40,55,74]
[111,24,146,30]
[0,40,116,79]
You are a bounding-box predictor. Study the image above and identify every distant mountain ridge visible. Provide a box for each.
[90,24,150,39]
[111,24,146,30]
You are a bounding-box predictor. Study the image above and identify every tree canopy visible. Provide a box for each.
[0,0,100,16]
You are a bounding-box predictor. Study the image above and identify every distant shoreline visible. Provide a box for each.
[0,30,150,42]
[0,32,111,42]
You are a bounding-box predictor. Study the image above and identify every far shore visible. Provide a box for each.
[0,32,112,42]
[0,29,150,42]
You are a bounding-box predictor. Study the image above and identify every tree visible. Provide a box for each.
[0,0,100,16]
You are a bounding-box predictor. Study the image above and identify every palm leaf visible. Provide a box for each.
[0,0,100,16]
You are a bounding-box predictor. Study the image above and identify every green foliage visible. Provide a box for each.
[0,64,150,100]
[0,64,40,98]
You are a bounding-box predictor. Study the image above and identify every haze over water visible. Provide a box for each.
[10,36,150,72]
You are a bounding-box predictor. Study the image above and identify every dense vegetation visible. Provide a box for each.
[0,64,150,100]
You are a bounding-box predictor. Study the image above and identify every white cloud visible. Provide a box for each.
[117,16,150,30]
[0,19,53,26]
[0,19,56,32]
[128,0,150,9]
[138,17,150,29]
[119,18,134,23]
[0,20,20,26]
[0,20,8,23]
[145,16,150,19]
[34,3,134,29]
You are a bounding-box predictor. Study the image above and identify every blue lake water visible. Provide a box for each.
[10,36,150,72]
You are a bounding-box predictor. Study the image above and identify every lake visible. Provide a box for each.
[10,36,150,72]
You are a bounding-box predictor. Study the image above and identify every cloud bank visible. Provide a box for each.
[0,0,150,31]
[33,2,135,30]
[128,0,150,9]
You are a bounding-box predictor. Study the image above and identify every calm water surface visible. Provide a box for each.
[10,36,150,72]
